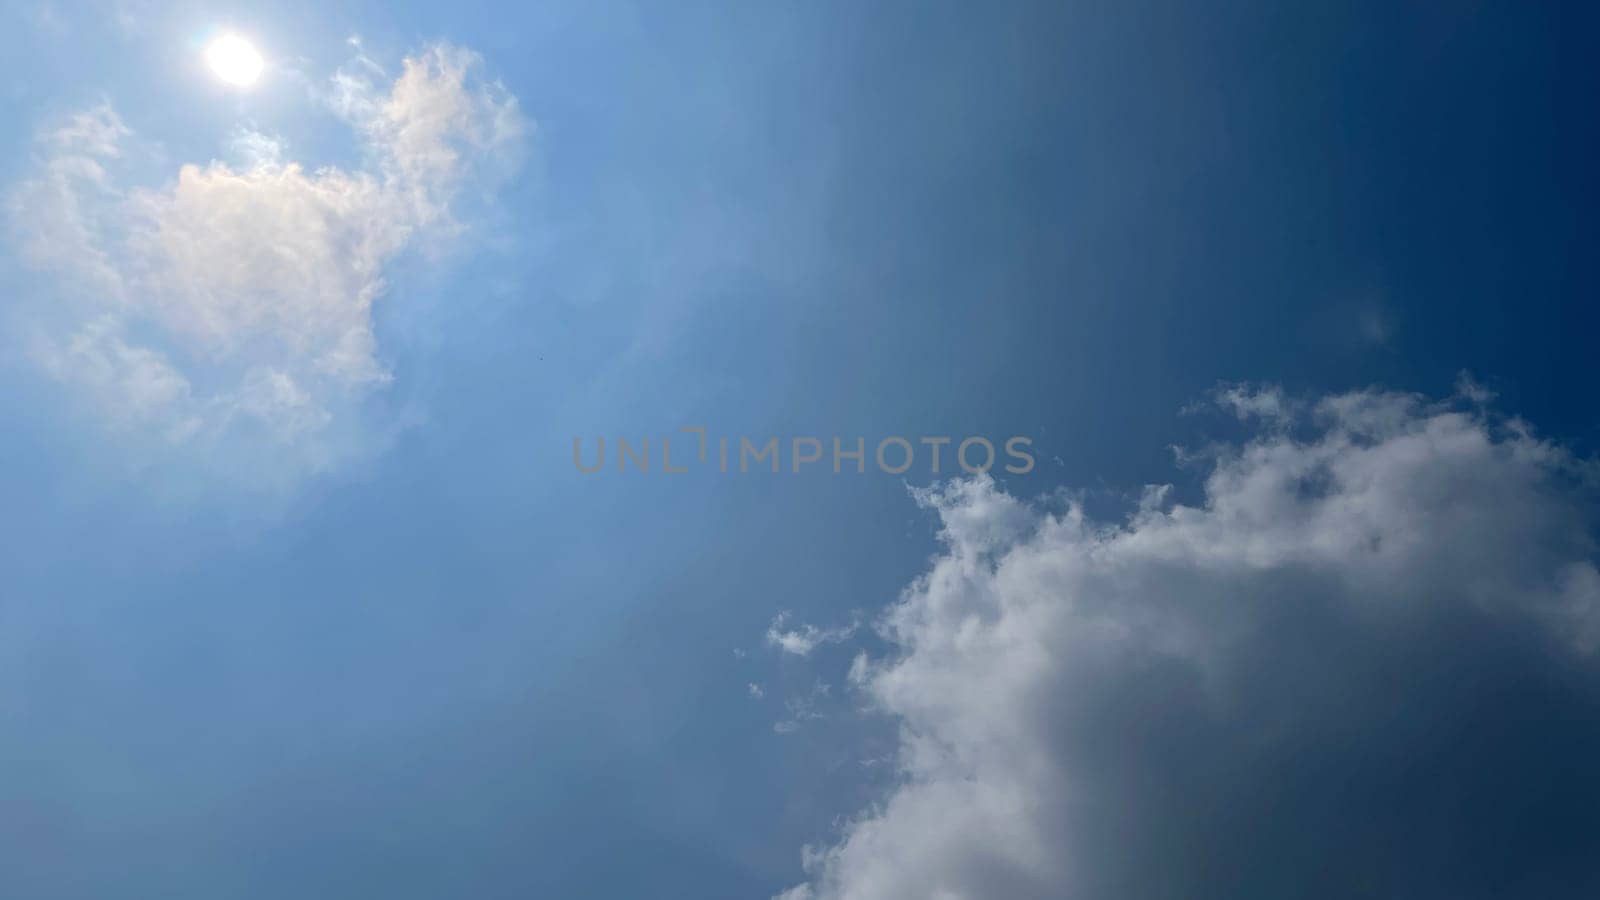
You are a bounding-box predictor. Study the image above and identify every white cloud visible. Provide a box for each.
[780,386,1600,900]
[35,315,202,444]
[325,44,524,222]
[767,612,860,657]
[46,103,130,158]
[1455,369,1497,405]
[4,43,525,481]
[226,128,287,170]
[1210,381,1294,423]
[7,104,130,300]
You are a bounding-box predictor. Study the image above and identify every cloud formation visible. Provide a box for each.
[780,386,1600,899]
[5,44,524,480]
[768,611,861,657]
[774,680,833,735]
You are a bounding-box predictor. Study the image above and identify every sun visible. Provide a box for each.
[205,34,264,87]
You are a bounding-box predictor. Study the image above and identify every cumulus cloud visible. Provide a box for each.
[780,386,1600,900]
[4,44,525,481]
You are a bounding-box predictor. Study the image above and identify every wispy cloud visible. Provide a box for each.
[773,681,831,734]
[766,612,860,657]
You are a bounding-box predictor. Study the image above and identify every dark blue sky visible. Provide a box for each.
[1,1,1597,897]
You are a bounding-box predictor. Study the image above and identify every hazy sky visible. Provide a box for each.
[2,2,1598,898]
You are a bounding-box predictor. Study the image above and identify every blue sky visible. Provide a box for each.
[2,2,1599,898]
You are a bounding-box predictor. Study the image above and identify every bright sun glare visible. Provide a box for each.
[206,34,263,87]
